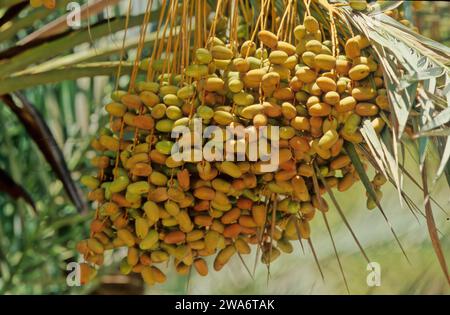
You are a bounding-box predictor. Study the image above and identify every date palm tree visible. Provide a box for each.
[0,0,448,294]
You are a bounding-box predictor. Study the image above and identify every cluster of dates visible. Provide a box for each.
[78,14,389,285]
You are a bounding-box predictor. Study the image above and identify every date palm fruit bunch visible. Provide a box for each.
[77,0,446,286]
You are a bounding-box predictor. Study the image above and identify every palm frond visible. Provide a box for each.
[1,93,86,212]
[0,167,36,212]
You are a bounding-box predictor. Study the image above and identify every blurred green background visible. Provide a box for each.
[0,0,448,294]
